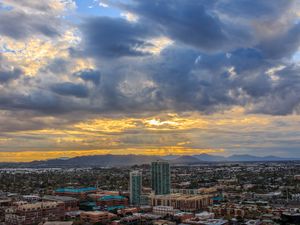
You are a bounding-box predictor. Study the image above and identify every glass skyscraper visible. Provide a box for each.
[129,170,142,205]
[151,161,171,195]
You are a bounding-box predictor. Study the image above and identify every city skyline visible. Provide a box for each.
[1,0,300,162]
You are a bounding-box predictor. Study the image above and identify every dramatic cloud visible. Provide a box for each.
[74,69,101,85]
[0,11,59,40]
[1,0,300,160]
[80,17,159,58]
[51,82,89,98]
[217,0,293,19]
[125,0,231,51]
[0,68,22,83]
[0,55,22,83]
[0,0,75,40]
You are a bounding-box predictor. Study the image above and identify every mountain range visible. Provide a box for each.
[0,153,298,168]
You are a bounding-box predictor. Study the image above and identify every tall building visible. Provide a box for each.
[130,171,142,205]
[151,161,171,195]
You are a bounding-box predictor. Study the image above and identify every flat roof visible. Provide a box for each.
[99,195,126,201]
[43,222,73,225]
[43,195,78,202]
[55,187,96,193]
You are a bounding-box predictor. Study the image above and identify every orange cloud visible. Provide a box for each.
[1,107,294,162]
[0,147,224,162]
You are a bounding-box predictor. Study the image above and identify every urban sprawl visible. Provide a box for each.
[1,161,300,224]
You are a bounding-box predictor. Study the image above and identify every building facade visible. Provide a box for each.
[5,201,64,225]
[151,161,171,195]
[96,195,128,210]
[80,211,116,224]
[151,194,213,212]
[130,171,142,205]
[43,195,79,212]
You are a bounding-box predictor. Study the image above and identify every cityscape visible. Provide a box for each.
[1,160,300,224]
[2,0,300,224]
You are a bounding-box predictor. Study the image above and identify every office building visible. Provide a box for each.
[151,161,171,195]
[129,171,142,205]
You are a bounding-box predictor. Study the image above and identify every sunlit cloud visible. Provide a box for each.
[0,147,225,162]
[1,0,76,15]
[1,0,300,162]
[0,29,82,76]
[121,12,138,22]
[99,2,109,8]
[1,107,294,161]
[137,37,174,55]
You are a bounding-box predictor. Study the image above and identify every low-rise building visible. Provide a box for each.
[208,204,245,219]
[41,222,74,225]
[55,187,97,200]
[152,206,180,216]
[0,199,12,222]
[151,194,212,212]
[5,201,64,225]
[117,207,139,216]
[96,195,128,209]
[183,218,229,225]
[43,196,79,212]
[174,212,194,222]
[80,211,116,224]
[195,211,215,220]
[153,220,176,225]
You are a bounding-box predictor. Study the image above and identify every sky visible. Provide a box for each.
[1,0,300,162]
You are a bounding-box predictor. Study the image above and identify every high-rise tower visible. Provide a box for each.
[129,170,142,205]
[151,161,170,195]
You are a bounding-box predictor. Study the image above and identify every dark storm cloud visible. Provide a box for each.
[0,0,71,40]
[0,54,22,83]
[217,0,292,19]
[139,44,299,115]
[44,58,69,74]
[50,82,89,98]
[80,17,158,58]
[249,65,300,115]
[0,68,22,83]
[1,0,300,117]
[0,11,59,39]
[0,87,91,115]
[0,90,61,113]
[125,0,229,51]
[140,47,265,113]
[258,23,300,59]
[122,0,300,56]
[74,69,101,85]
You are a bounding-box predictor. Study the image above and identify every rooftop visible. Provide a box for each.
[99,195,126,201]
[43,222,74,225]
[55,187,96,193]
[43,195,78,202]
[18,202,59,211]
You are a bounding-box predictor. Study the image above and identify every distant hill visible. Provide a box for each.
[193,154,226,161]
[22,154,160,168]
[226,154,285,162]
[0,154,297,168]
[170,155,202,164]
[160,155,180,160]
